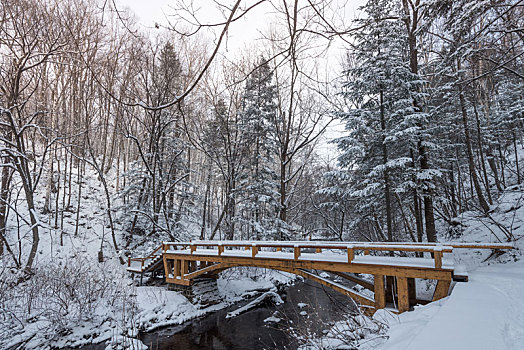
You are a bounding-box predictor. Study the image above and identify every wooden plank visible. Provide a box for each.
[357,246,452,253]
[165,277,192,286]
[374,274,386,309]
[181,260,189,276]
[163,255,170,277]
[397,277,410,313]
[184,262,232,280]
[162,240,512,251]
[252,245,259,258]
[432,279,451,301]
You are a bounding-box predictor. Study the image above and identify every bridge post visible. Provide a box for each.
[432,279,451,301]
[294,245,301,260]
[347,245,354,263]
[374,274,386,309]
[174,260,181,278]
[181,260,189,279]
[251,244,258,258]
[397,277,410,313]
[434,248,443,269]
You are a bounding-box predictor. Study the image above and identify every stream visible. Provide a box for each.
[139,279,356,350]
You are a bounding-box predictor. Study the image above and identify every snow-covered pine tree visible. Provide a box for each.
[326,0,432,242]
[236,58,281,240]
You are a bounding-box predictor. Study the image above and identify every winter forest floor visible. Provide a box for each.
[376,260,524,350]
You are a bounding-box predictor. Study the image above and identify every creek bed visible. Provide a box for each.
[139,279,356,349]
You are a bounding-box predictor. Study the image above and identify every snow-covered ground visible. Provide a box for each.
[375,259,524,350]
[300,183,524,350]
[0,165,297,349]
[1,264,295,349]
[373,187,524,350]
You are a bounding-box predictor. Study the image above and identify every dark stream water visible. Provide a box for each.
[139,279,356,350]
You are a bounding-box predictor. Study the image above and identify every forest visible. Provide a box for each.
[1,0,523,348]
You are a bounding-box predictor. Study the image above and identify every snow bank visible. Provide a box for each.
[376,260,524,350]
[374,186,524,350]
[132,267,295,333]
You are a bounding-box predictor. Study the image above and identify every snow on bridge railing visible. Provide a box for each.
[161,240,463,269]
[161,240,515,249]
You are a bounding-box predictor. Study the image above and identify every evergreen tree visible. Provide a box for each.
[236,58,281,240]
[327,0,434,242]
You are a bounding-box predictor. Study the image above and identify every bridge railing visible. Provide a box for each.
[161,241,481,269]
[128,244,163,271]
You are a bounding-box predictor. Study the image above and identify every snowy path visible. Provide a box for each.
[375,260,524,350]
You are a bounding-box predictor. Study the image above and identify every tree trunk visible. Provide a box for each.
[402,0,436,242]
[514,133,521,184]
[0,164,12,256]
[473,103,493,204]
[379,89,393,242]
[458,84,490,213]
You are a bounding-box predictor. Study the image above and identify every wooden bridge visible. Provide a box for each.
[127,240,514,314]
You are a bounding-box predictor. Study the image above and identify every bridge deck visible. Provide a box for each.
[127,240,514,314]
[166,248,455,270]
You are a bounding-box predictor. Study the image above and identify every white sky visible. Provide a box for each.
[116,0,366,54]
[115,0,366,162]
